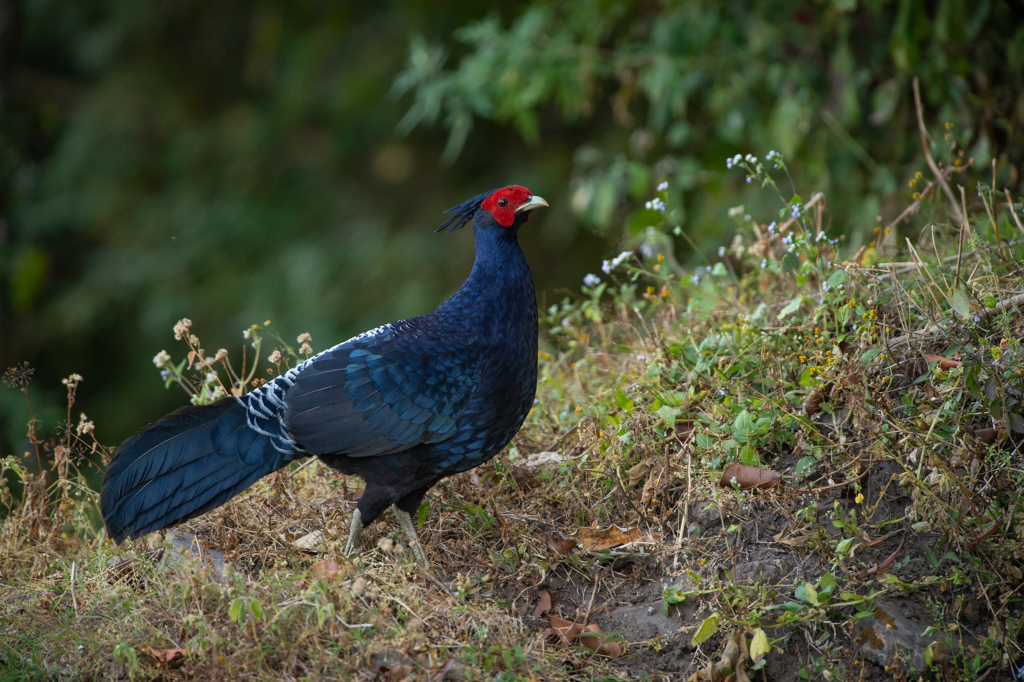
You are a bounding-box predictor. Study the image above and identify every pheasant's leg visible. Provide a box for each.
[393,505,429,569]
[344,508,363,557]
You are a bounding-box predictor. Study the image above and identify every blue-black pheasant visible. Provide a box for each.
[100,186,547,566]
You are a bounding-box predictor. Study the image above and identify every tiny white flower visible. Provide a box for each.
[583,273,602,287]
[601,259,612,274]
[656,181,669,191]
[204,371,218,386]
[153,350,171,368]
[718,246,726,257]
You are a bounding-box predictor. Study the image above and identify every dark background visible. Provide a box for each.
[1,0,1022,459]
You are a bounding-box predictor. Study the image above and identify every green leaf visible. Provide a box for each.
[657,406,677,425]
[778,296,805,319]
[417,501,430,529]
[836,537,855,557]
[228,598,243,623]
[801,583,819,606]
[711,262,728,276]
[949,288,971,320]
[614,390,634,411]
[691,613,719,646]
[794,456,817,476]
[250,598,263,620]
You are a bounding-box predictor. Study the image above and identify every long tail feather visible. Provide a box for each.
[101,398,296,544]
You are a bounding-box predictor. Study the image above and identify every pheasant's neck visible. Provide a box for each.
[443,226,536,336]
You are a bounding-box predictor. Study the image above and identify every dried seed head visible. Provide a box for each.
[173,319,192,341]
[268,350,283,364]
[297,333,312,344]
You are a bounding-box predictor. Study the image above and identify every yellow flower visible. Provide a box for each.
[647,286,655,295]
[915,171,923,178]
[912,192,920,200]
[657,253,665,262]
[799,355,806,362]
[869,241,876,248]
[848,300,855,308]
[855,492,864,504]
[944,122,952,130]
[908,179,916,188]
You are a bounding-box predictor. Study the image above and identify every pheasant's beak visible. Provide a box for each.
[515,195,549,214]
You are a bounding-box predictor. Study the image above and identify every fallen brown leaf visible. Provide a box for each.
[532,589,553,618]
[569,526,660,552]
[544,535,577,556]
[140,644,186,665]
[544,614,583,646]
[312,557,345,583]
[963,425,997,444]
[578,623,623,658]
[923,353,961,370]
[803,385,825,416]
[627,461,651,487]
[543,616,621,658]
[720,464,781,490]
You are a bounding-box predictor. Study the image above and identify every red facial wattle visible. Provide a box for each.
[481,185,533,226]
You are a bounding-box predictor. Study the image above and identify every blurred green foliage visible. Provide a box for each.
[1,0,1022,457]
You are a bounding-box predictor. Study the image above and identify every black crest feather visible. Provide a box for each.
[435,188,500,233]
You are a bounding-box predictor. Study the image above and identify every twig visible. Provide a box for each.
[70,560,78,616]
[912,78,965,225]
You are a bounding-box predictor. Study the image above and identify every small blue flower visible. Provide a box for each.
[645,197,667,212]
[160,369,172,380]
[692,272,701,285]
[656,181,669,191]
[601,260,612,274]
[767,221,776,235]
[791,203,802,218]
[583,273,602,288]
[718,246,726,257]
[760,258,767,269]
[746,176,752,183]
[822,282,830,293]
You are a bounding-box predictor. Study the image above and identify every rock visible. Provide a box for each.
[855,598,959,674]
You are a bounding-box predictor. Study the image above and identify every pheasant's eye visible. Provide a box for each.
[497,197,509,208]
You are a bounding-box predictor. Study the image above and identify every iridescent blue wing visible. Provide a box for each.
[282,322,479,457]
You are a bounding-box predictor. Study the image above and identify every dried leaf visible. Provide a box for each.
[544,535,577,556]
[312,557,344,583]
[532,589,553,618]
[749,628,770,661]
[923,353,961,370]
[720,464,781,490]
[140,644,186,665]
[963,426,997,445]
[379,664,414,682]
[569,526,660,552]
[803,385,825,416]
[293,530,326,552]
[578,624,623,658]
[626,461,651,487]
[544,614,583,646]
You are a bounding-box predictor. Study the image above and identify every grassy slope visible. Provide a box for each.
[2,162,1024,681]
